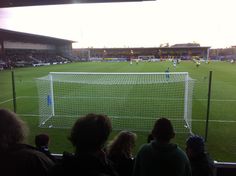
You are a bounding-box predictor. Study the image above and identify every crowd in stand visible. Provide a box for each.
[0,108,214,176]
[0,50,71,69]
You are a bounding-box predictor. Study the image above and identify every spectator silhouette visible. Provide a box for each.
[49,113,118,176]
[133,117,191,176]
[0,108,55,176]
[107,130,137,176]
[147,133,153,143]
[186,135,214,176]
[35,133,57,162]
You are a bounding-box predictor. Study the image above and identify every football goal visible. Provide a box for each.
[36,72,194,133]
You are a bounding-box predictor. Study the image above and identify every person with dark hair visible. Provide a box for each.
[35,133,57,162]
[147,133,153,143]
[49,113,118,176]
[133,117,191,176]
[0,108,55,176]
[107,130,137,176]
[186,135,214,176]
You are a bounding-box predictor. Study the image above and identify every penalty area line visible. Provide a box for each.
[0,99,13,105]
[0,98,17,105]
[0,96,38,105]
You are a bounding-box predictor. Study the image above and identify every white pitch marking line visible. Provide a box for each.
[0,97,22,105]
[18,114,236,123]
[192,119,236,123]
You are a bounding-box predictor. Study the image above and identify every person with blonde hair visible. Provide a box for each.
[0,108,55,176]
[107,130,137,176]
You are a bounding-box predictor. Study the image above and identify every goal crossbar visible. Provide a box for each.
[49,72,189,75]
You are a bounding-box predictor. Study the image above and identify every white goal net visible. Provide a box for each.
[36,72,194,133]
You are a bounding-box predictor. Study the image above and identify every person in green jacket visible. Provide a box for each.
[133,117,191,176]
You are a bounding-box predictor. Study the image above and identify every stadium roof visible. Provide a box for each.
[0,28,75,45]
[0,0,154,8]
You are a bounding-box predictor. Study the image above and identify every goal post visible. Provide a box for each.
[36,72,194,133]
[49,74,55,116]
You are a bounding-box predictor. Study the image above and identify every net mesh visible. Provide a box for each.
[36,72,194,133]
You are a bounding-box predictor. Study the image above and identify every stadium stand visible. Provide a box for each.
[74,45,210,62]
[0,29,75,68]
[210,47,236,61]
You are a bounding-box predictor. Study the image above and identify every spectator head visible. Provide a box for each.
[186,135,205,157]
[35,133,50,148]
[147,133,154,143]
[69,113,112,153]
[107,130,137,158]
[151,118,175,142]
[0,108,28,150]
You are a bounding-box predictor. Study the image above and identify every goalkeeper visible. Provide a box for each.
[165,67,170,81]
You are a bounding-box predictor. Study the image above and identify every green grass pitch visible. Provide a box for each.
[0,61,236,162]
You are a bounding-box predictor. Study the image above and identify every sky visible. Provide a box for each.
[0,0,236,49]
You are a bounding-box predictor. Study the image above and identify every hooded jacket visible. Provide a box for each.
[133,140,191,176]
